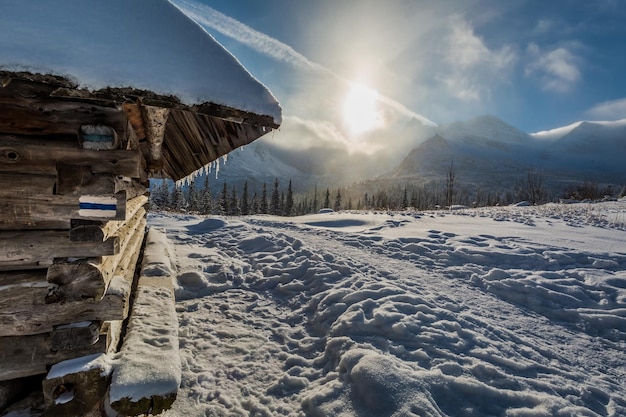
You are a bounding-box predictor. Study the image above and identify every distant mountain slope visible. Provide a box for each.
[383,115,626,191]
[196,115,625,197]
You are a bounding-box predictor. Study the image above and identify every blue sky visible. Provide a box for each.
[172,0,626,154]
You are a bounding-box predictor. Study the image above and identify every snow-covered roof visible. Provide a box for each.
[0,0,281,126]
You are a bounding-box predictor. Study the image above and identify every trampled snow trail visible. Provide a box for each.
[153,205,626,417]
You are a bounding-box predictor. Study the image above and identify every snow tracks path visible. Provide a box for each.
[151,212,626,417]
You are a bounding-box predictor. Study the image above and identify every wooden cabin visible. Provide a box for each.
[0,2,281,415]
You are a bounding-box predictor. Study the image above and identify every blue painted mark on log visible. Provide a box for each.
[79,202,117,211]
[83,134,115,143]
[78,196,118,218]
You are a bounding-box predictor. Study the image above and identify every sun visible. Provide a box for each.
[342,82,384,136]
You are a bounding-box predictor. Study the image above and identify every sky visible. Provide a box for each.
[172,0,626,155]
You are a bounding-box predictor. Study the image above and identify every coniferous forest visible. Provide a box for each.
[150,169,625,217]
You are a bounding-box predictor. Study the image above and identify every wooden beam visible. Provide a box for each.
[50,321,102,352]
[42,354,112,417]
[0,173,56,198]
[0,274,131,337]
[48,213,146,301]
[142,105,170,169]
[0,230,118,271]
[0,333,107,381]
[55,164,148,199]
[42,356,110,417]
[70,195,148,242]
[0,192,127,231]
[0,78,126,139]
[0,134,144,177]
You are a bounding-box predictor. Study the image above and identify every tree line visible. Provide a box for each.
[151,166,625,216]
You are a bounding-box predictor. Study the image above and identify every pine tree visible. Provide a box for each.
[401,186,409,210]
[334,189,342,212]
[200,175,213,214]
[260,183,268,214]
[241,181,249,215]
[284,179,294,216]
[187,179,199,212]
[270,178,280,215]
[324,188,330,209]
[218,182,228,215]
[251,191,259,214]
[312,185,319,213]
[172,183,186,212]
[229,185,240,215]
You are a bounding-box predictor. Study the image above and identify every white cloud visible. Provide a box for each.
[525,43,581,92]
[170,0,322,71]
[441,15,516,101]
[586,98,626,120]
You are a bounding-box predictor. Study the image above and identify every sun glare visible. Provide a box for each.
[342,82,384,136]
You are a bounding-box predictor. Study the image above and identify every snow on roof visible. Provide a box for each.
[0,0,281,125]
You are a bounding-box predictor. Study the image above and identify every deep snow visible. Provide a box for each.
[148,200,626,417]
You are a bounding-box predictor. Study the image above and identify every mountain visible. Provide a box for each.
[183,115,625,199]
[382,115,626,193]
[536,119,626,179]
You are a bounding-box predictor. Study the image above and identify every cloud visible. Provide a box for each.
[525,43,581,92]
[586,98,626,120]
[170,0,321,72]
[440,15,516,101]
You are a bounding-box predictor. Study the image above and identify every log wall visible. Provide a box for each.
[0,78,152,416]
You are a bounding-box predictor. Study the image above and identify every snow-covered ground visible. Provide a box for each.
[151,201,626,417]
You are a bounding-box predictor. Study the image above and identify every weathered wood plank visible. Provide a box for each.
[42,353,112,417]
[0,173,56,198]
[0,230,118,271]
[109,228,180,416]
[0,274,131,337]
[70,194,148,242]
[0,333,107,381]
[0,376,42,414]
[50,321,101,352]
[0,78,126,138]
[48,213,146,301]
[0,134,143,177]
[0,192,127,231]
[55,164,147,199]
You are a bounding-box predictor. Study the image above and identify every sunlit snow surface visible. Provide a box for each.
[150,201,626,417]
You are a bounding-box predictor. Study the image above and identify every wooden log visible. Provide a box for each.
[0,274,131,337]
[0,134,144,177]
[42,353,112,417]
[0,333,107,381]
[0,230,118,271]
[50,322,101,352]
[0,192,127,231]
[142,106,169,169]
[70,194,148,242]
[48,213,146,301]
[0,78,126,139]
[109,228,180,416]
[123,103,146,141]
[0,173,56,198]
[55,163,148,199]
[102,321,124,354]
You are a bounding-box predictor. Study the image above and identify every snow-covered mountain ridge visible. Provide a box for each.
[206,115,625,195]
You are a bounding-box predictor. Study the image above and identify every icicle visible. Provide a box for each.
[215,158,220,179]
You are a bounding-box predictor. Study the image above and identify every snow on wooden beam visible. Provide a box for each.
[43,353,113,417]
[109,227,180,416]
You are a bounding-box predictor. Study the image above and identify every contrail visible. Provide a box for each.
[170,0,437,127]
